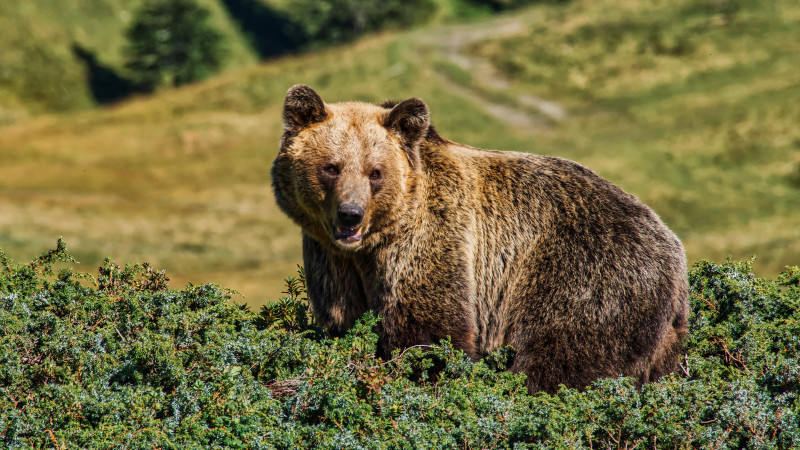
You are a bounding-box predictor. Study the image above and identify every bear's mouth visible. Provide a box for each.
[333,226,363,243]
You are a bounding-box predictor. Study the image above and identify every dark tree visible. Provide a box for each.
[124,0,224,90]
[288,0,436,45]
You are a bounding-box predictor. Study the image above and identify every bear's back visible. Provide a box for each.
[426,143,687,379]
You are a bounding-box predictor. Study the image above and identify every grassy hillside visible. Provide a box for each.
[467,0,800,276]
[1,0,798,306]
[0,0,257,118]
[0,0,476,121]
[0,27,537,305]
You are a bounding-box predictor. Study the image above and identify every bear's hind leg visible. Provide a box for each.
[645,316,688,383]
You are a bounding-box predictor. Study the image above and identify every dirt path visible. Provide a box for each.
[426,18,566,132]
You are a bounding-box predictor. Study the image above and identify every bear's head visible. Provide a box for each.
[272,85,430,251]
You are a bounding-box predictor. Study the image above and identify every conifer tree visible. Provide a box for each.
[124,0,224,90]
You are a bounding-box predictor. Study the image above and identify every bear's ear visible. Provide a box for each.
[382,98,430,168]
[283,84,328,131]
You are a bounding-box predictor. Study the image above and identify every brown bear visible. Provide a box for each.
[271,84,689,394]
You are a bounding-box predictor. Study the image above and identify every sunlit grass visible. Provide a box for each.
[0,28,531,306]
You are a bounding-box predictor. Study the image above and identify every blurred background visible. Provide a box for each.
[1,0,798,308]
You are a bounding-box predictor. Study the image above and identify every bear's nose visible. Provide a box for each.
[337,204,364,228]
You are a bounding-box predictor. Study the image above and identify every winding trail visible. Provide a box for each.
[425,18,567,132]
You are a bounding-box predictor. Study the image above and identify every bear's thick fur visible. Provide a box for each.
[272,85,689,393]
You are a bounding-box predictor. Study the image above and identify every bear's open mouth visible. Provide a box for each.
[334,226,362,242]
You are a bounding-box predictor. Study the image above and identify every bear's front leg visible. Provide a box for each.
[372,250,480,360]
[302,234,368,336]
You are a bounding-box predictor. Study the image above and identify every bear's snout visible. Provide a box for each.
[336,203,364,228]
[334,203,365,244]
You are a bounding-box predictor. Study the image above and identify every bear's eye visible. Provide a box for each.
[369,169,382,180]
[323,165,339,176]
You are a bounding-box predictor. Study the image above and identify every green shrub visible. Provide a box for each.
[1,240,799,447]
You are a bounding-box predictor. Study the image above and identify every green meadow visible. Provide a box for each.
[1,0,798,307]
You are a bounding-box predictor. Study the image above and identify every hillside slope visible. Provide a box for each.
[0,0,257,119]
[1,0,798,306]
[467,0,800,275]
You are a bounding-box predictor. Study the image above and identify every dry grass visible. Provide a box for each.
[0,30,532,306]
